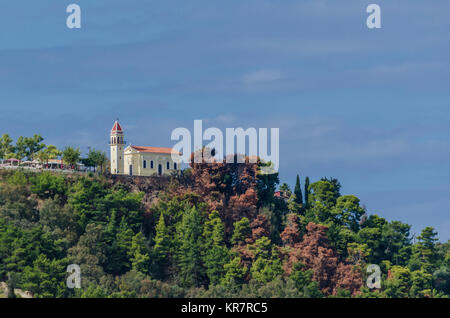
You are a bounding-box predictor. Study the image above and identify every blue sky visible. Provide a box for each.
[0,1,449,240]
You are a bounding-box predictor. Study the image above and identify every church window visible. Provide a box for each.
[167,162,170,170]
[174,162,177,170]
[151,161,154,169]
[143,160,147,168]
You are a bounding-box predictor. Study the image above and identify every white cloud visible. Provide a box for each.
[242,70,283,85]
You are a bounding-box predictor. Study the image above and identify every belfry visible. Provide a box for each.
[109,120,180,176]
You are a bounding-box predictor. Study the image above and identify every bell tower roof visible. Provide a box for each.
[111,120,123,134]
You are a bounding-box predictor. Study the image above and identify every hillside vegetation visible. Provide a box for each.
[0,160,449,298]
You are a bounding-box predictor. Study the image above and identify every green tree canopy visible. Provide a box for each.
[177,206,204,287]
[202,210,230,285]
[83,148,108,173]
[231,217,251,246]
[15,135,45,161]
[62,147,81,169]
[0,134,14,159]
[152,213,171,279]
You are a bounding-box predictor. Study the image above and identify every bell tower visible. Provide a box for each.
[110,119,125,174]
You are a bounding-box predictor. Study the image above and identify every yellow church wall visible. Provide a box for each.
[123,149,180,176]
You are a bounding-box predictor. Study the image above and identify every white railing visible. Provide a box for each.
[0,164,90,174]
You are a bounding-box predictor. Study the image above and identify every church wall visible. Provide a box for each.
[124,152,180,176]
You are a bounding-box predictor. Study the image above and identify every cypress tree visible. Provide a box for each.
[294,174,303,205]
[304,176,310,209]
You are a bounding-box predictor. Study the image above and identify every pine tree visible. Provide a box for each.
[222,256,248,287]
[289,262,322,297]
[152,213,171,279]
[104,209,117,242]
[411,227,439,272]
[231,217,252,246]
[294,174,303,205]
[106,217,133,275]
[248,237,283,284]
[177,206,204,287]
[129,232,150,275]
[202,211,230,285]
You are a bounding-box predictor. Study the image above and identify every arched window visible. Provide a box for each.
[150,161,154,169]
[143,160,147,169]
[167,162,170,170]
[174,162,177,170]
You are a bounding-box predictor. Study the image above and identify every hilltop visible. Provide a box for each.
[0,161,449,298]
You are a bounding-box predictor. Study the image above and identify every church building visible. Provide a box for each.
[110,120,181,176]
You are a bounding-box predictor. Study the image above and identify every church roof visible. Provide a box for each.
[130,145,180,155]
[111,120,123,133]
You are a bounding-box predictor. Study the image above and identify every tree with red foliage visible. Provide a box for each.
[250,214,271,242]
[280,213,302,246]
[188,150,259,237]
[333,263,364,295]
[283,222,363,296]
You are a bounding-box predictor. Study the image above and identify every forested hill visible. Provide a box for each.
[0,163,449,298]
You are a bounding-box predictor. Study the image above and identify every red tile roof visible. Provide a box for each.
[111,120,123,133]
[274,190,289,199]
[130,146,180,155]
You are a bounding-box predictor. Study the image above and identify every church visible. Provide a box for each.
[110,120,181,176]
